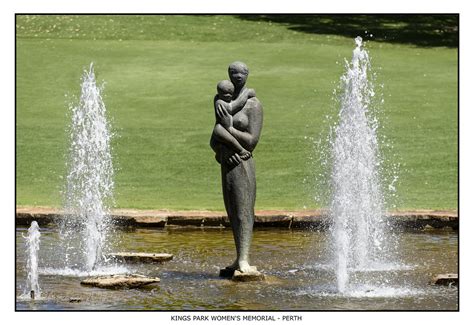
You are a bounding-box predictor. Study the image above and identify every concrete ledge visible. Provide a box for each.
[167,215,226,227]
[15,207,458,230]
[292,215,328,229]
[16,212,59,227]
[387,211,458,230]
[113,215,168,228]
[254,214,293,228]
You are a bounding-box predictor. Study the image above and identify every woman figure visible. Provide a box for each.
[210,61,263,273]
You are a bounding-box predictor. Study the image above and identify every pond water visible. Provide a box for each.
[16,227,458,310]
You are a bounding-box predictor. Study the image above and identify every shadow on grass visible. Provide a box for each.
[237,14,458,48]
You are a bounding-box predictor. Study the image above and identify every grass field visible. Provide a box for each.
[16,15,458,210]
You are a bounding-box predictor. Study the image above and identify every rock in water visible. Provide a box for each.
[431,273,458,286]
[232,269,265,282]
[107,252,173,263]
[81,274,160,289]
[219,266,265,282]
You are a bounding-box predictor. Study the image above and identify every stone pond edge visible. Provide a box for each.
[15,207,458,230]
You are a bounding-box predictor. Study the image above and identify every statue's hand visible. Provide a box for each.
[226,152,242,167]
[246,88,256,98]
[216,103,233,129]
[215,101,224,116]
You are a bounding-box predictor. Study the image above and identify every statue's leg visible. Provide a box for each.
[222,163,239,270]
[222,158,256,272]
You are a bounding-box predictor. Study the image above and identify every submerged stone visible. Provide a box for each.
[81,274,160,289]
[431,273,458,286]
[107,252,173,263]
[219,266,265,282]
[233,268,265,282]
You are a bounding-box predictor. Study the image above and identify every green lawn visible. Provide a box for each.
[16,15,458,210]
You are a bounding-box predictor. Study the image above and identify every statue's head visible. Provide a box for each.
[228,61,249,89]
[216,80,234,103]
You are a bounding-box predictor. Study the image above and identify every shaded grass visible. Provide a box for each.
[16,15,457,210]
[238,14,459,47]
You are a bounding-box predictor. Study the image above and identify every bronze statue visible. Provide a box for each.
[210,61,263,276]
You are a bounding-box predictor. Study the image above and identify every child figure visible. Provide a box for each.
[212,80,255,160]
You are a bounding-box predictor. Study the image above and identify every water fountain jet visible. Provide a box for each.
[61,63,115,273]
[24,221,41,299]
[329,37,396,293]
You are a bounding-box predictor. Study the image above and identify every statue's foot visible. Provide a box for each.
[225,260,239,270]
[238,261,253,273]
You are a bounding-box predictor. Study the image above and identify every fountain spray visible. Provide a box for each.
[63,63,114,272]
[24,221,41,299]
[329,37,393,293]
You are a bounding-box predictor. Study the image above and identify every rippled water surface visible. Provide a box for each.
[16,227,458,310]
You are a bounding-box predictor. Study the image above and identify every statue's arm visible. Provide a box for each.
[227,98,263,152]
[227,88,256,115]
[215,98,231,114]
[211,134,241,166]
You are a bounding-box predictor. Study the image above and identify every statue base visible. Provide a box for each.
[219,266,265,282]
